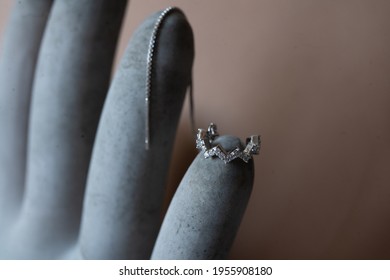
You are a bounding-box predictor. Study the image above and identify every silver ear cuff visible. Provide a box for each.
[145,7,194,150]
[196,123,261,164]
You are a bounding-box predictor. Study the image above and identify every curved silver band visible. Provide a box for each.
[145,7,195,150]
[196,123,260,163]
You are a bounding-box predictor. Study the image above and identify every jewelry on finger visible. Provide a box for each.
[145,7,195,150]
[196,123,260,164]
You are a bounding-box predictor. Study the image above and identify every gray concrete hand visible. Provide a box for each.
[0,0,253,259]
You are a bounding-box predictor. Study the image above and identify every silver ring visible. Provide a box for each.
[196,123,260,163]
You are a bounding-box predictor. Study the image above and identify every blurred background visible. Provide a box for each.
[1,0,390,259]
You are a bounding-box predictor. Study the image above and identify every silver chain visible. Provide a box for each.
[145,7,195,150]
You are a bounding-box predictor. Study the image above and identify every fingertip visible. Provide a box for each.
[152,135,255,259]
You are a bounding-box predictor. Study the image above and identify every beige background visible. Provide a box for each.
[1,0,390,259]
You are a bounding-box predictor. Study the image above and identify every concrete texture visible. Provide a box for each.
[0,0,52,230]
[1,0,127,259]
[152,135,254,259]
[0,3,248,261]
[78,9,194,259]
[117,1,390,259]
[2,0,390,260]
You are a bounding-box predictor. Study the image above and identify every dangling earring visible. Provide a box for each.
[145,6,195,150]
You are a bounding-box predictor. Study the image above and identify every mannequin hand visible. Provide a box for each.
[0,0,254,259]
